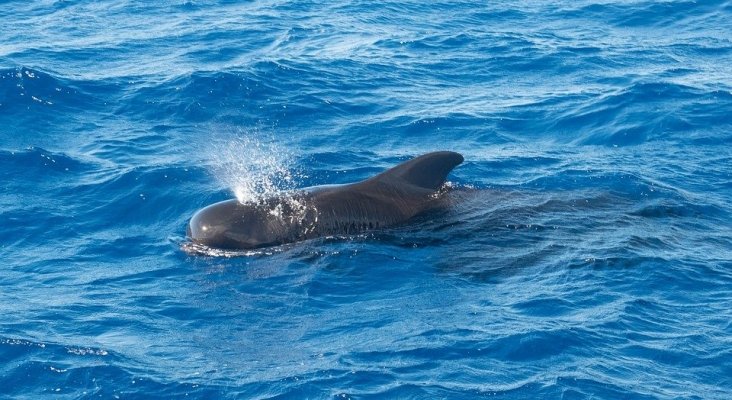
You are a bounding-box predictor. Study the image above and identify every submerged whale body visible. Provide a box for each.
[187,151,464,250]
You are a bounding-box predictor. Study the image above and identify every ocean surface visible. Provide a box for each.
[1,1,731,398]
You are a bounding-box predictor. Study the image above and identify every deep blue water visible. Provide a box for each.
[2,1,732,398]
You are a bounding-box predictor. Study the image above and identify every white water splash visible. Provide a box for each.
[206,130,300,204]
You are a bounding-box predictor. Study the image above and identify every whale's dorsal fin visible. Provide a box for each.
[371,151,464,191]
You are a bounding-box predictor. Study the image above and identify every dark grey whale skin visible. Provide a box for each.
[187,151,464,250]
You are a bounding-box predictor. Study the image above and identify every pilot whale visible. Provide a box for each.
[187,151,464,250]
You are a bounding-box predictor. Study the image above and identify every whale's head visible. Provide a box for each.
[187,199,281,249]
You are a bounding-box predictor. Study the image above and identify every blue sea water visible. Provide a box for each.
[1,0,732,398]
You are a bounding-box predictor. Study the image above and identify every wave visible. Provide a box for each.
[0,67,118,112]
[0,336,233,398]
[0,146,94,175]
[496,81,732,146]
[565,0,727,29]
